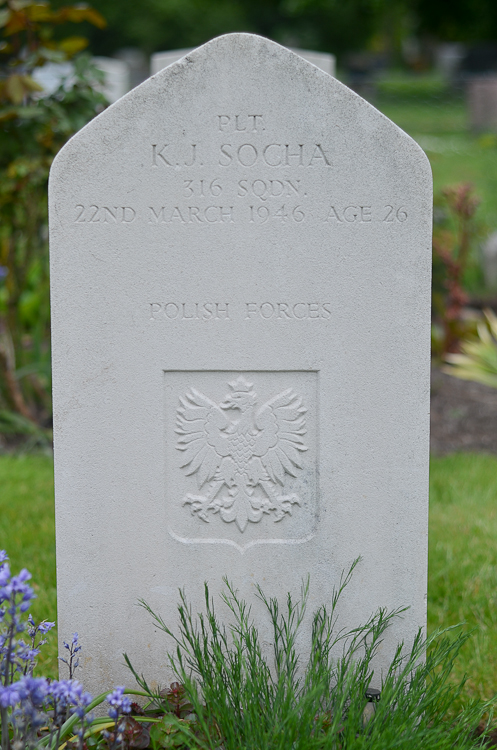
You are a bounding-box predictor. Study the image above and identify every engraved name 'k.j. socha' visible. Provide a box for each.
[175,376,308,532]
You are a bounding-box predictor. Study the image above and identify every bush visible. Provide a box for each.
[0,1,106,444]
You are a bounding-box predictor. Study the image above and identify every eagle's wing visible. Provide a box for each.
[176,388,231,488]
[252,389,308,485]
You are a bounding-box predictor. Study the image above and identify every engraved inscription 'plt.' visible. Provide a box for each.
[176,376,308,532]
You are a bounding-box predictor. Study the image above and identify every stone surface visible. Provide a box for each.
[151,46,335,77]
[483,231,497,288]
[468,76,497,131]
[49,33,432,695]
[92,57,131,103]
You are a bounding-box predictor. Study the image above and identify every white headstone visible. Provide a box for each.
[468,76,497,131]
[435,42,465,79]
[50,33,432,695]
[93,57,131,103]
[151,46,336,77]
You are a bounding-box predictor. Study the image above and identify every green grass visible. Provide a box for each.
[1,452,497,705]
[429,453,497,703]
[0,455,57,677]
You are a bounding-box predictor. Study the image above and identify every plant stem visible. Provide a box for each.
[1,707,10,750]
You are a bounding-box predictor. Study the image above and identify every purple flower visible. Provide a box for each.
[70,690,93,719]
[38,620,55,634]
[50,679,81,704]
[21,676,50,706]
[0,683,24,707]
[0,551,8,564]
[0,567,35,607]
[106,686,131,719]
[62,633,81,652]
[27,614,55,638]
[0,676,49,708]
[0,562,11,588]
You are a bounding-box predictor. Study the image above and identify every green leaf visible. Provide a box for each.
[26,3,53,22]
[5,74,26,104]
[54,5,106,28]
[58,35,88,55]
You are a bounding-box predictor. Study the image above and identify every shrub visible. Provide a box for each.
[432,183,482,357]
[0,0,106,443]
[444,307,497,388]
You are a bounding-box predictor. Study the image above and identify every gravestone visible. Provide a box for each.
[151,46,335,77]
[49,33,432,695]
[468,76,497,131]
[92,57,131,103]
[483,231,497,287]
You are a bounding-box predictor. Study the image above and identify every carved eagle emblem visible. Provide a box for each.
[176,376,308,532]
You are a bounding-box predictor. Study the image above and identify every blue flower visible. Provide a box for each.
[27,615,55,638]
[106,686,131,719]
[22,676,50,706]
[0,683,23,707]
[0,676,49,708]
[63,632,80,652]
[38,620,55,634]
[0,562,11,588]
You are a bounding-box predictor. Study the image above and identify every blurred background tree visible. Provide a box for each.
[51,0,386,58]
[0,0,106,445]
[42,0,497,60]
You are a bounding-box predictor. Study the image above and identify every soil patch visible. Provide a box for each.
[431,366,497,455]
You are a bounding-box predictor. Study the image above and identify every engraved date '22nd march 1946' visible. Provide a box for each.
[73,202,408,225]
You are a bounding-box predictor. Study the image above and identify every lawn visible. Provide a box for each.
[1,452,497,702]
[429,453,497,702]
[0,455,57,677]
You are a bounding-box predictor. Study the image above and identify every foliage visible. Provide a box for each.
[1,523,497,748]
[432,183,481,357]
[444,308,497,388]
[0,549,156,750]
[414,0,497,42]
[129,568,494,750]
[44,0,497,62]
[57,0,384,59]
[0,0,106,442]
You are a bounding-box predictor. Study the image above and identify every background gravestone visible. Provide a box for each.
[468,76,497,131]
[49,33,432,695]
[483,231,497,287]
